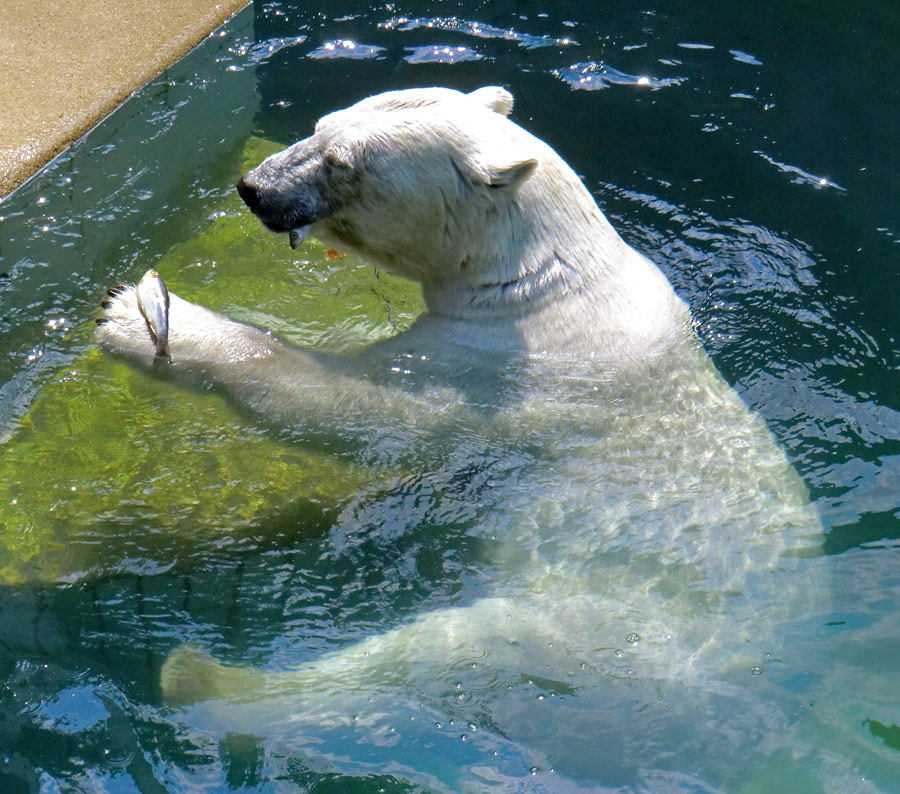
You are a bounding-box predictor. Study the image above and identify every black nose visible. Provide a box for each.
[236,176,259,209]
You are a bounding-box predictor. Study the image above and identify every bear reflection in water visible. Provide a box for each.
[98,87,826,790]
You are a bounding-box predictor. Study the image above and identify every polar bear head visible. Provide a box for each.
[237,87,610,310]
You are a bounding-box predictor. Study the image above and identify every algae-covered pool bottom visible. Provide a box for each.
[0,138,425,584]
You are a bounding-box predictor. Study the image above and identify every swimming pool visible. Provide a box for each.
[1,1,898,791]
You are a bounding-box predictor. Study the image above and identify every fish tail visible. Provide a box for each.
[155,340,172,361]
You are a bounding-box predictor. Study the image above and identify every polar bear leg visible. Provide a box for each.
[159,589,710,710]
[96,282,462,446]
[161,596,523,706]
[97,283,280,365]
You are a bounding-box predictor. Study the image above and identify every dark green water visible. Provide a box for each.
[1,1,899,791]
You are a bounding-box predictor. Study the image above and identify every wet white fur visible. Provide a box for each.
[97,87,828,790]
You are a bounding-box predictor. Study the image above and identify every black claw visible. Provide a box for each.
[95,317,108,325]
[101,300,111,309]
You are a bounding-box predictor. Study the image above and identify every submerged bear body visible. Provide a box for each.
[96,87,826,791]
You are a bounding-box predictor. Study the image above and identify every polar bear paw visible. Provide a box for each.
[161,645,266,705]
[96,277,281,366]
[95,283,162,361]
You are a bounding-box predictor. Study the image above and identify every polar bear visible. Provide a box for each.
[97,87,827,791]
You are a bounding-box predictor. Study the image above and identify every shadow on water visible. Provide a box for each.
[1,0,899,791]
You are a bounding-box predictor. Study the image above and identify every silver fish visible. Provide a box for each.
[136,269,171,360]
[289,224,311,250]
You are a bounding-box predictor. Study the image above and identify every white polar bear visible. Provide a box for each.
[97,87,831,791]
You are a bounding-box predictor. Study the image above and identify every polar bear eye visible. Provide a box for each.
[323,147,353,170]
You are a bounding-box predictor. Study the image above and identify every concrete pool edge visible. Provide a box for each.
[0,0,249,198]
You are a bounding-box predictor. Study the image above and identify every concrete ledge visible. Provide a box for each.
[0,0,248,197]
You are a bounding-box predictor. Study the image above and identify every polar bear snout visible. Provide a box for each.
[236,170,323,235]
[235,175,262,210]
[237,143,333,236]
[235,174,295,233]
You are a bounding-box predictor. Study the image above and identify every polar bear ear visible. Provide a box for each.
[456,152,538,190]
[481,157,538,188]
[467,86,514,116]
